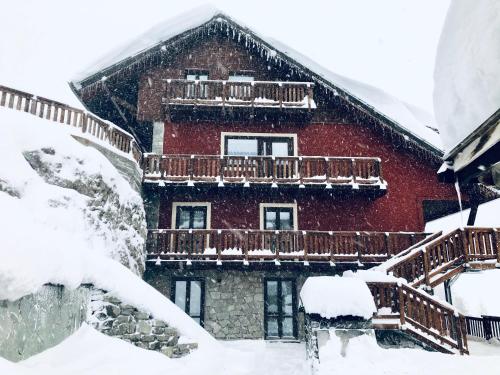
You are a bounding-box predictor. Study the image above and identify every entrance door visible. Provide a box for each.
[172,278,204,326]
[264,279,297,339]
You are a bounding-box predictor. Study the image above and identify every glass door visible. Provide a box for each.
[264,279,297,339]
[173,279,204,326]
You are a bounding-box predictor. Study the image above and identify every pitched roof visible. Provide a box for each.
[70,4,443,155]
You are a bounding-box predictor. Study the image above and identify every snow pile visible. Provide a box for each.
[433,0,500,151]
[342,269,398,283]
[425,198,500,232]
[300,276,376,319]
[72,5,441,150]
[0,107,213,345]
[316,330,500,375]
[445,270,500,317]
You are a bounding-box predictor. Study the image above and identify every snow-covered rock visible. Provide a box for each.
[0,107,146,299]
[433,0,500,151]
[300,276,376,320]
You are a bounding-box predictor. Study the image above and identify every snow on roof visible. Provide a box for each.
[71,5,442,151]
[433,0,500,152]
[300,276,376,320]
[425,197,500,233]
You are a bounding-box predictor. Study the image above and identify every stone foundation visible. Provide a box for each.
[88,288,197,357]
[145,265,341,340]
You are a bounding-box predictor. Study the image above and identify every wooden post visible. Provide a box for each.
[307,84,313,110]
[399,286,405,325]
[423,247,431,287]
[461,229,470,263]
[351,158,357,185]
[493,229,500,264]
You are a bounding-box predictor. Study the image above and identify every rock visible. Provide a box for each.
[151,319,167,327]
[152,327,165,335]
[103,295,122,305]
[115,315,133,324]
[140,335,155,343]
[137,321,152,335]
[148,341,161,350]
[133,311,150,320]
[105,304,121,318]
[160,346,174,358]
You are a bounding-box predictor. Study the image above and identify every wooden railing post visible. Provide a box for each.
[493,229,500,264]
[423,247,431,287]
[351,158,357,185]
[398,285,405,325]
[461,228,470,263]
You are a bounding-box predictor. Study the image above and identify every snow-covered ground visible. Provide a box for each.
[1,324,500,375]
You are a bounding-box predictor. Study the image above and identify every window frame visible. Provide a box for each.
[259,203,298,231]
[184,69,209,80]
[171,277,205,327]
[171,202,212,230]
[263,278,298,339]
[221,132,298,157]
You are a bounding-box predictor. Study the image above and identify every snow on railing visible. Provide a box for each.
[0,84,142,164]
[146,229,426,264]
[163,79,316,110]
[142,154,385,188]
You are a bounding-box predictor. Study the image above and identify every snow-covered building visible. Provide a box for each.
[69,5,464,340]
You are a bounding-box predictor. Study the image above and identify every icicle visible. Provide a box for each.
[454,179,464,229]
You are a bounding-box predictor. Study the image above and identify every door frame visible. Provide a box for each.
[171,277,206,327]
[263,278,298,339]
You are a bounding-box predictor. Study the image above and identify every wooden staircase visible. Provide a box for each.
[368,227,500,355]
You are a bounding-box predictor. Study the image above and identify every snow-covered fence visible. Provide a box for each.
[0,84,142,164]
[368,281,469,354]
[143,154,384,187]
[465,315,500,340]
[146,229,426,264]
[164,79,315,110]
[386,227,500,288]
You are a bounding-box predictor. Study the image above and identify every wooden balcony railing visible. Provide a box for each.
[368,281,468,354]
[0,84,142,164]
[465,315,500,340]
[146,229,427,263]
[163,79,315,110]
[385,227,500,288]
[143,154,385,188]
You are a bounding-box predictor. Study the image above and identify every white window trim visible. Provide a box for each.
[259,202,298,231]
[220,132,298,156]
[171,202,212,229]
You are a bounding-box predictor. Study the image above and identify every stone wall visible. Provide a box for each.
[88,288,197,357]
[0,285,89,362]
[145,266,340,340]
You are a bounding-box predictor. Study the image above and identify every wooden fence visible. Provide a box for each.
[0,84,142,164]
[368,281,468,354]
[386,227,500,287]
[465,315,500,340]
[147,229,427,263]
[164,79,315,110]
[143,154,384,187]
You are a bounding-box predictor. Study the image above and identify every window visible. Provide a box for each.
[264,279,297,339]
[260,203,298,231]
[422,200,468,223]
[172,278,205,326]
[228,71,255,82]
[172,203,211,229]
[224,135,294,157]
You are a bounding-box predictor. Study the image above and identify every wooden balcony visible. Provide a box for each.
[163,79,315,110]
[142,154,386,192]
[146,229,427,264]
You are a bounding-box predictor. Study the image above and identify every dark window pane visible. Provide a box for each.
[190,281,202,316]
[281,281,294,315]
[265,210,277,230]
[282,317,294,337]
[267,318,279,337]
[192,209,206,229]
[177,208,191,229]
[266,281,278,313]
[175,281,187,311]
[279,211,293,230]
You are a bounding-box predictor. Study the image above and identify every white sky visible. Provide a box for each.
[0,0,450,113]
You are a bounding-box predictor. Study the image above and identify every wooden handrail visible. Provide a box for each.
[146,229,427,264]
[142,154,385,187]
[0,84,142,164]
[163,79,315,110]
[368,281,468,354]
[386,227,500,288]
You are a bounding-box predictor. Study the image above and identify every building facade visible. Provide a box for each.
[71,8,462,340]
